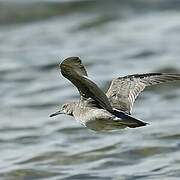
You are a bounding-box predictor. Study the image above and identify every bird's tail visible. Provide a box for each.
[113,109,148,128]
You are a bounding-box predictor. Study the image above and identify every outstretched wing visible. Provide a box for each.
[106,73,180,114]
[60,57,113,113]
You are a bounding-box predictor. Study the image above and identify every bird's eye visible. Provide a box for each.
[62,104,67,109]
[76,58,81,63]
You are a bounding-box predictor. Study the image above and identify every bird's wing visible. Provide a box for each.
[60,57,113,113]
[106,73,180,114]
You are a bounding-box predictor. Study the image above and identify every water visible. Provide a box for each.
[1,0,180,179]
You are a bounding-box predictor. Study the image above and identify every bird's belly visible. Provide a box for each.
[85,119,127,131]
[74,108,126,131]
[85,119,113,131]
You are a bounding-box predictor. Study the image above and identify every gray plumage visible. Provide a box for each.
[50,57,180,131]
[106,73,180,114]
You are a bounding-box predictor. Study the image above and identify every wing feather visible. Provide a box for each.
[106,73,180,114]
[60,57,113,113]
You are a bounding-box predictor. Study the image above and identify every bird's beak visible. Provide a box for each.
[49,110,63,117]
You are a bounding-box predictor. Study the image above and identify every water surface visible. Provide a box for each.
[1,0,180,179]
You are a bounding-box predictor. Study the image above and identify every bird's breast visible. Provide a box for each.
[73,107,114,130]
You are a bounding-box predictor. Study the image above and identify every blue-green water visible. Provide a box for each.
[1,0,180,179]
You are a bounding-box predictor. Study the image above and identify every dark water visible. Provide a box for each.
[1,0,180,179]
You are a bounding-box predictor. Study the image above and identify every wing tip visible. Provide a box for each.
[113,109,149,128]
[127,121,149,128]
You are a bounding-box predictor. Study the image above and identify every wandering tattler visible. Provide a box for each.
[50,57,180,131]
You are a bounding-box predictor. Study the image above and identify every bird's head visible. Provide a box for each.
[50,103,74,117]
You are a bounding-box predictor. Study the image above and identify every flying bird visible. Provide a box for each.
[50,57,180,131]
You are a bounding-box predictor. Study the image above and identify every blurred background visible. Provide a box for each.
[1,0,180,179]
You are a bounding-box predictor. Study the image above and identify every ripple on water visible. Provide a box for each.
[1,0,180,179]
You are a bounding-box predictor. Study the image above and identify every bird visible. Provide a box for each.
[50,57,180,131]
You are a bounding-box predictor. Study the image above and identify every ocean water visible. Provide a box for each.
[1,0,180,179]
